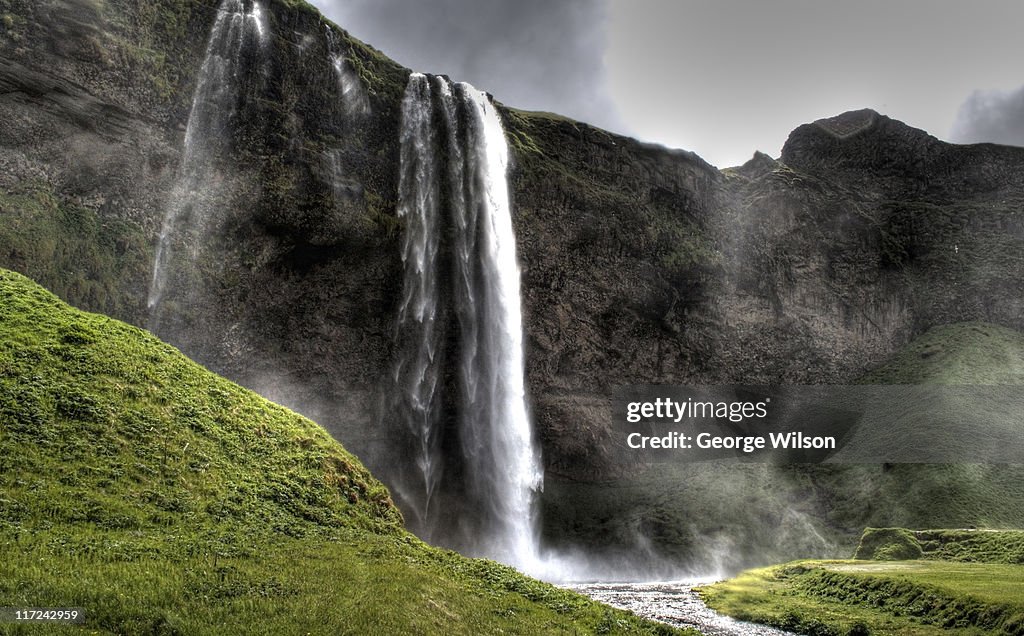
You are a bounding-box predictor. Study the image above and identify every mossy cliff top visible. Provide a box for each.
[0,0,408,118]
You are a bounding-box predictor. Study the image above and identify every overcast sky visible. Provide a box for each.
[310,0,1024,168]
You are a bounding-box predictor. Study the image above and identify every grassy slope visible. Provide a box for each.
[854,528,1024,564]
[700,560,1024,636]
[915,529,1024,564]
[858,322,1024,385]
[0,269,685,635]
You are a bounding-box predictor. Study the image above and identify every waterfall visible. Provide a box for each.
[442,79,543,566]
[391,73,445,530]
[391,73,543,570]
[147,0,267,327]
[326,27,370,118]
[323,27,370,210]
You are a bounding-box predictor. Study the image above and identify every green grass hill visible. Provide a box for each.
[855,527,1024,564]
[0,269,682,635]
[701,528,1024,635]
[858,322,1024,385]
[700,558,1024,635]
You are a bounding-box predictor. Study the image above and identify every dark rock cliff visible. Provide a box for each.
[510,106,1024,479]
[3,0,1024,565]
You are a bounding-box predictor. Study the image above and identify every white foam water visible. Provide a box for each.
[392,73,542,571]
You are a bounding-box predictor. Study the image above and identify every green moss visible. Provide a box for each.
[854,528,923,561]
[502,108,546,156]
[0,181,151,323]
[0,6,23,41]
[858,322,1024,385]
[916,529,1024,564]
[120,41,177,99]
[658,227,722,269]
[701,560,1024,635]
[347,44,408,107]
[363,189,402,239]
[0,269,683,634]
[273,0,327,16]
[317,13,409,106]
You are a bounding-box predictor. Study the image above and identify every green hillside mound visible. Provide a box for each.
[854,527,1024,564]
[907,529,1023,565]
[854,528,924,561]
[859,322,1024,384]
[0,269,681,635]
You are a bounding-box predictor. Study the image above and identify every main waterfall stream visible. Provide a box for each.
[391,73,542,571]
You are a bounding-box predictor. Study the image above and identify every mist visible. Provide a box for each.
[950,84,1024,147]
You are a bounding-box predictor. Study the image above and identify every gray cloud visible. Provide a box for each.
[951,85,1024,147]
[307,1,1024,167]
[311,0,624,132]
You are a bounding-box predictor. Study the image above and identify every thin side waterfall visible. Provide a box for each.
[147,0,267,327]
[391,73,543,570]
[326,27,370,118]
[323,27,370,209]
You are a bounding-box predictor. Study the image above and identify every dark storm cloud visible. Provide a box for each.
[312,0,623,131]
[951,86,1024,147]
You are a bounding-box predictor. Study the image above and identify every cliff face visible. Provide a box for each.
[0,0,408,455]
[509,106,1024,478]
[3,0,1024,540]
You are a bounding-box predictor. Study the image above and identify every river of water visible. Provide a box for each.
[569,580,795,636]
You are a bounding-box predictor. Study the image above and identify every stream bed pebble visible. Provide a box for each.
[569,581,795,636]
